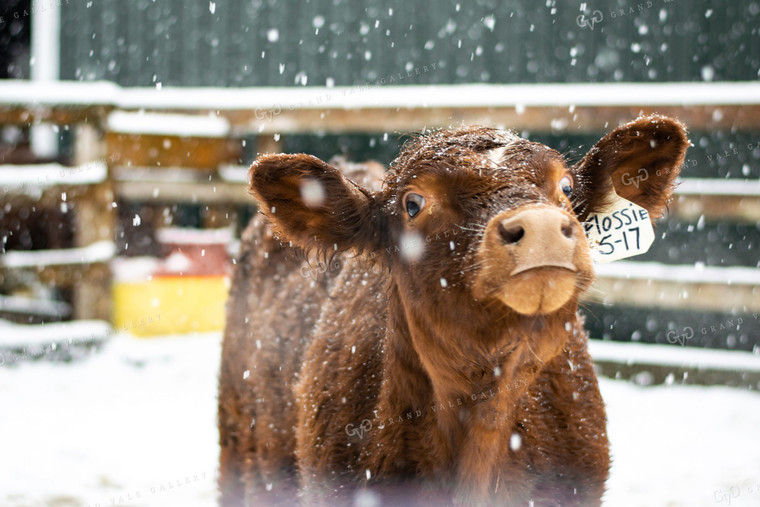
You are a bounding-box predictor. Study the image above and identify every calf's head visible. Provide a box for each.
[250,115,687,321]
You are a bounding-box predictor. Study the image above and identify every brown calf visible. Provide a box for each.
[218,115,688,506]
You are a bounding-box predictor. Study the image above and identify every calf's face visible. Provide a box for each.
[250,115,688,319]
[386,130,592,316]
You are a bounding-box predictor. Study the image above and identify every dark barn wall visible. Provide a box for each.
[60,0,760,87]
[0,0,31,79]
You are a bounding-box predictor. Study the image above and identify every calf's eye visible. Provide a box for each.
[404,192,426,218]
[559,176,573,198]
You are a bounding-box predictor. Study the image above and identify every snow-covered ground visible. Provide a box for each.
[1,332,759,507]
[0,333,219,507]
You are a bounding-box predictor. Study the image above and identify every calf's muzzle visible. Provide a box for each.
[496,207,579,276]
[473,205,589,315]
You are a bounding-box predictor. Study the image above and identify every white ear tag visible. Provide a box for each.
[583,192,655,263]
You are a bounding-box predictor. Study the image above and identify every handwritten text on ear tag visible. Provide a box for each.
[583,193,655,263]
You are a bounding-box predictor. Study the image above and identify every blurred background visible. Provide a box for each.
[0,1,758,506]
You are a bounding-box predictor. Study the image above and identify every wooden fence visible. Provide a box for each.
[0,80,758,329]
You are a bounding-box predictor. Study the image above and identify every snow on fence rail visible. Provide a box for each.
[589,261,760,313]
[589,339,760,373]
[2,80,760,109]
[1,80,760,133]
[672,178,760,223]
[0,319,112,349]
[0,241,116,269]
[107,111,231,138]
[0,319,113,366]
[0,294,72,319]
[589,339,760,389]
[0,161,108,197]
[677,178,760,196]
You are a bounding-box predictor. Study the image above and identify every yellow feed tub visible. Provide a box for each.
[112,275,230,336]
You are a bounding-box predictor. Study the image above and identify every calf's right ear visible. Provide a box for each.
[249,153,384,256]
[571,115,689,222]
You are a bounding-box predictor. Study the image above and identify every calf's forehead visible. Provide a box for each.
[386,132,568,191]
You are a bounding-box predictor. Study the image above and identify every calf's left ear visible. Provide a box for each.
[249,153,384,256]
[571,115,689,222]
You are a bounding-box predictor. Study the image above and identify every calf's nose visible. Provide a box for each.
[495,207,579,276]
